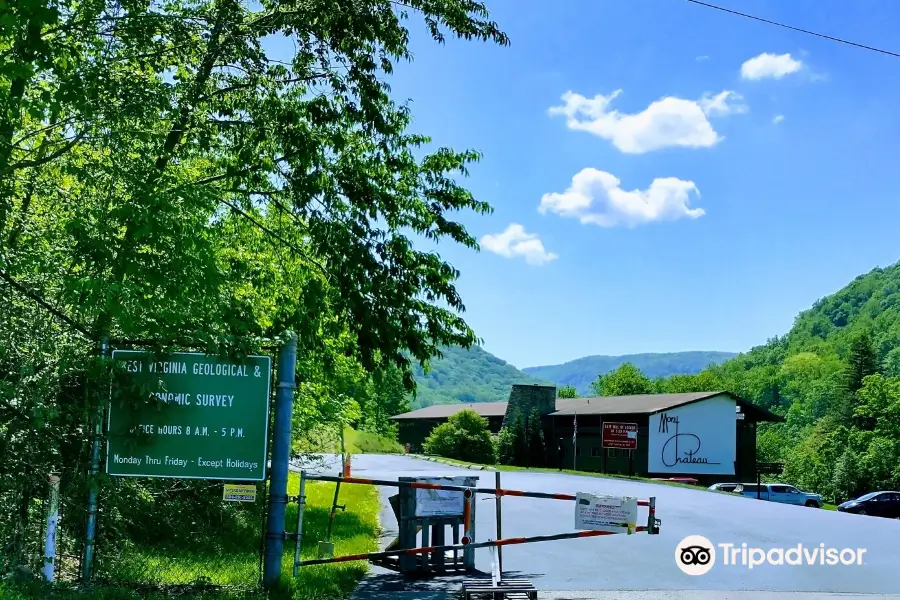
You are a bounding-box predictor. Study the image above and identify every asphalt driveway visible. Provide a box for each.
[296,454,900,598]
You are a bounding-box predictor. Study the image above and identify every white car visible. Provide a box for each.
[708,483,743,494]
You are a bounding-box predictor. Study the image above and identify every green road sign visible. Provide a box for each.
[107,350,272,481]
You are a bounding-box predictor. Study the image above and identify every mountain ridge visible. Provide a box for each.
[522,351,738,395]
[410,347,736,406]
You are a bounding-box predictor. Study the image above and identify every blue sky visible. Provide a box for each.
[383,0,900,369]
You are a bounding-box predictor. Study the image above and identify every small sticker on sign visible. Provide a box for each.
[223,484,257,502]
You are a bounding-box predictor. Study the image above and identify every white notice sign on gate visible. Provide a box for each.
[574,493,638,534]
[414,476,474,517]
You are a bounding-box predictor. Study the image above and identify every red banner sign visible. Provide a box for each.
[602,422,638,449]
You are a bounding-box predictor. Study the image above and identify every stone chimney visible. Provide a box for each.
[503,384,557,427]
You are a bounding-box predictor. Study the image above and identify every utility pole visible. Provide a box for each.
[263,333,298,588]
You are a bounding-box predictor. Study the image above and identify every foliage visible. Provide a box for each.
[344,426,404,455]
[496,409,544,467]
[590,363,654,396]
[847,330,879,394]
[495,413,519,466]
[0,0,509,583]
[523,352,735,395]
[557,385,579,398]
[422,409,495,463]
[526,408,546,467]
[292,425,402,456]
[408,345,549,408]
[0,474,380,600]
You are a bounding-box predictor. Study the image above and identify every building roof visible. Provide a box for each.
[550,391,783,422]
[391,402,510,420]
[549,391,723,416]
[391,391,784,423]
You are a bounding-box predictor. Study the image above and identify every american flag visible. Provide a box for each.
[572,411,577,443]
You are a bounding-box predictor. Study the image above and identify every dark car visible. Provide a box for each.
[837,491,900,518]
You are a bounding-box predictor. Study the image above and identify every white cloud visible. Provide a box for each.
[699,90,748,117]
[480,224,558,266]
[548,89,744,154]
[773,114,785,124]
[539,168,705,228]
[741,52,803,80]
[696,55,709,61]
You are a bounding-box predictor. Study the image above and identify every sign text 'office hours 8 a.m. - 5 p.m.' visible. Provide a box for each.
[106,351,272,481]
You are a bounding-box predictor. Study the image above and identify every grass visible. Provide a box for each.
[284,471,380,600]
[293,426,403,457]
[343,427,403,455]
[0,473,380,600]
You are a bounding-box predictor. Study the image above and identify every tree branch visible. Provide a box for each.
[6,131,86,173]
[0,267,94,339]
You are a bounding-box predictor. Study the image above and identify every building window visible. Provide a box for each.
[575,446,581,457]
[590,447,601,457]
[608,449,634,458]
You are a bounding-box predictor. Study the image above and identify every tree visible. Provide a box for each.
[844,330,879,421]
[831,448,861,504]
[511,411,529,466]
[423,409,495,464]
[591,363,654,396]
[496,410,528,466]
[847,330,879,395]
[526,408,546,467]
[881,347,900,377]
[496,421,516,465]
[653,370,724,394]
[557,385,579,398]
[0,0,510,569]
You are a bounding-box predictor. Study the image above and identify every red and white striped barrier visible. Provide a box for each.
[296,526,648,567]
[294,471,662,572]
[303,474,652,506]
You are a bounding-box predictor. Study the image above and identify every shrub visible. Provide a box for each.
[497,411,528,466]
[496,420,516,465]
[526,408,546,467]
[423,409,495,463]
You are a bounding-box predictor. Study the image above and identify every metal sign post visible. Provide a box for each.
[262,333,297,588]
[81,335,108,584]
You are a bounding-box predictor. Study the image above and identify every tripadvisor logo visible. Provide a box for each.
[675,535,867,575]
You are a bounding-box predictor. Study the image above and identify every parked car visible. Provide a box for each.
[837,491,900,518]
[708,483,744,494]
[740,483,822,507]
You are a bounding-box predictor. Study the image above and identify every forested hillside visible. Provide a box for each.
[523,351,736,394]
[648,262,900,502]
[410,346,549,408]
